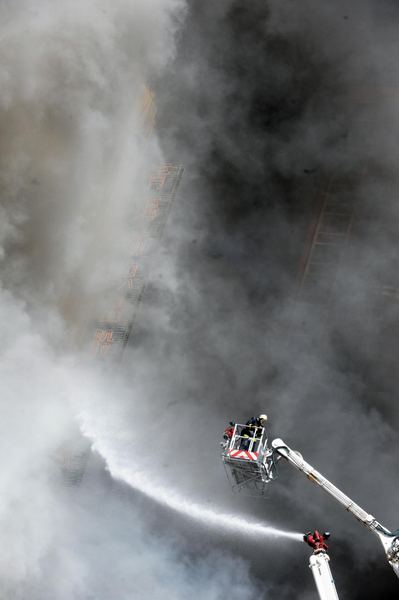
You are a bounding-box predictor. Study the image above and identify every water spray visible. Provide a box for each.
[109,460,302,542]
[86,430,301,542]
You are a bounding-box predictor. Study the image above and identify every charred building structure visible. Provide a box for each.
[288,88,399,427]
[61,82,184,485]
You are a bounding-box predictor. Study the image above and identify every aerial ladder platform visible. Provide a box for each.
[221,426,399,579]
[221,423,275,497]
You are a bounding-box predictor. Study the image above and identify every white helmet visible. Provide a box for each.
[259,414,268,424]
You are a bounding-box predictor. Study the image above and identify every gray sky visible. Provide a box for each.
[1,1,399,599]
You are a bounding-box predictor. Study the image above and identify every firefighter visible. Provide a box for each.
[240,414,267,451]
[246,414,267,428]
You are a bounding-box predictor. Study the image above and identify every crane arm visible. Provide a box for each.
[271,438,399,578]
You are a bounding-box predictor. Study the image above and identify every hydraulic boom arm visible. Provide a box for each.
[271,438,399,579]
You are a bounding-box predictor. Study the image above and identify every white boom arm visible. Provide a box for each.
[272,439,399,579]
[309,552,339,600]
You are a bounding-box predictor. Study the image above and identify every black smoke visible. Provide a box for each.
[115,0,399,597]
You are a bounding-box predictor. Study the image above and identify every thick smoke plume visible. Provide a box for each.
[0,1,275,599]
[3,0,399,599]
[127,0,399,597]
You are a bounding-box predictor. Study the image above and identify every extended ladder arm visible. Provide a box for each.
[271,438,399,578]
[309,551,339,600]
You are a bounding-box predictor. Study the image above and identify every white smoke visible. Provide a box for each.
[0,1,290,598]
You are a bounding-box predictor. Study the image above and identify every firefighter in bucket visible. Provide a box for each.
[239,414,267,451]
